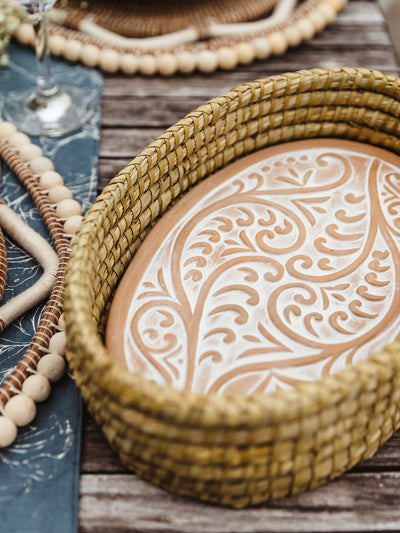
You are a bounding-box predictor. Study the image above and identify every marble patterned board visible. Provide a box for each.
[105,139,400,396]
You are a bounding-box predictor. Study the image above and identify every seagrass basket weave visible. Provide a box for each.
[64,67,400,508]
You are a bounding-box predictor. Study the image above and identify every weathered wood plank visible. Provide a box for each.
[337,0,386,24]
[98,157,137,188]
[81,411,128,474]
[99,128,164,157]
[101,45,399,104]
[79,471,400,533]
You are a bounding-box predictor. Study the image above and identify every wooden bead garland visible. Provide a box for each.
[12,0,347,76]
[0,117,84,448]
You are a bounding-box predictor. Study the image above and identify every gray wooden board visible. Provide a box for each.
[82,0,400,530]
[79,471,400,533]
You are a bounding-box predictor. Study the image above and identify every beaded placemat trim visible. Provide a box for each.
[0,120,83,448]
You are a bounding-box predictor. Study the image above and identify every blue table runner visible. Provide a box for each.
[0,44,102,533]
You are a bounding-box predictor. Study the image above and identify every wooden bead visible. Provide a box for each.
[29,156,55,175]
[99,49,120,73]
[4,394,36,427]
[39,170,64,189]
[49,34,67,56]
[56,199,83,219]
[58,312,66,331]
[308,10,326,33]
[138,54,158,76]
[37,353,66,383]
[318,2,337,24]
[120,54,138,75]
[22,374,51,402]
[157,53,178,76]
[81,44,100,67]
[268,31,289,55]
[48,331,66,356]
[197,50,218,73]
[0,416,18,448]
[284,25,304,47]
[176,51,197,74]
[64,39,83,62]
[325,0,347,8]
[63,214,83,235]
[251,37,271,60]
[236,42,256,65]
[18,143,43,162]
[14,23,34,46]
[217,46,238,70]
[0,122,17,139]
[296,17,316,40]
[8,132,30,148]
[47,185,73,204]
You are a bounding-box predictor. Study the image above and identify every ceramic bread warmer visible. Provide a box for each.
[64,67,400,508]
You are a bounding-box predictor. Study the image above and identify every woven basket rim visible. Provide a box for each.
[65,66,400,430]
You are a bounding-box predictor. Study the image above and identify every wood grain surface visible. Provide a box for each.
[80,1,400,531]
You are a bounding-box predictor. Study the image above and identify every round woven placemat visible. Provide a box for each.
[60,0,277,38]
[13,0,347,75]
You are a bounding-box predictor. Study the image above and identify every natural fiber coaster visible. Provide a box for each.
[105,138,400,396]
[13,0,347,75]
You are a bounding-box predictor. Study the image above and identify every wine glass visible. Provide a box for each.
[3,0,95,137]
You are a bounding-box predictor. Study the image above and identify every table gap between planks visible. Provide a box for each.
[80,1,400,531]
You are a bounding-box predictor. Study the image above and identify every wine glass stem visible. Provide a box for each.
[32,5,59,98]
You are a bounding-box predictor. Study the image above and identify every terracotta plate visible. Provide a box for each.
[105,139,400,396]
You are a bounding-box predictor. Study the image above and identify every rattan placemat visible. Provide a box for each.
[13,0,347,75]
[59,0,278,38]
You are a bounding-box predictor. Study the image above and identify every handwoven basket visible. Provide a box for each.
[64,67,400,509]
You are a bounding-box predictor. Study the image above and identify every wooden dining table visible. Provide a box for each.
[79,1,400,531]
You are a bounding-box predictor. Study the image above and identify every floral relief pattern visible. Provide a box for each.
[114,141,400,395]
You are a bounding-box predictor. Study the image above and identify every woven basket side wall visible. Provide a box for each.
[65,67,400,507]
